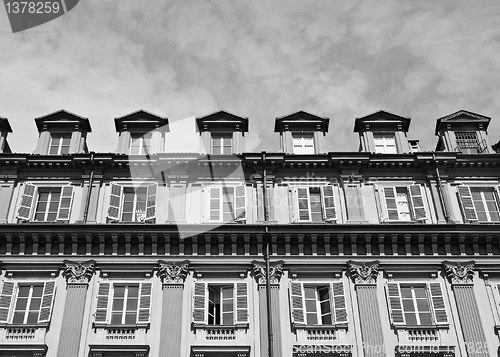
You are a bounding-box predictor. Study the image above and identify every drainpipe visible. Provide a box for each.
[432,153,451,222]
[262,151,273,357]
[82,152,95,223]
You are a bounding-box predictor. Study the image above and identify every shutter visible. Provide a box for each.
[296,187,311,222]
[137,282,152,324]
[17,183,37,221]
[38,281,56,323]
[235,282,248,324]
[208,187,222,222]
[386,282,405,325]
[145,183,157,221]
[382,187,400,221]
[107,183,123,221]
[289,282,305,324]
[0,281,15,323]
[408,184,427,221]
[331,281,347,324]
[495,186,500,208]
[321,185,337,222]
[192,282,207,324]
[56,185,74,221]
[234,185,247,222]
[457,185,478,222]
[95,282,111,323]
[428,282,448,325]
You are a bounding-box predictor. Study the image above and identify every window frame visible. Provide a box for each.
[376,184,428,223]
[290,185,338,223]
[205,184,246,223]
[455,132,480,153]
[129,132,152,155]
[292,133,315,154]
[457,185,500,223]
[211,133,233,155]
[106,182,157,223]
[48,133,71,155]
[373,133,397,154]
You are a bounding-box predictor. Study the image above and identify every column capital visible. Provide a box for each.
[443,260,475,284]
[348,260,380,284]
[158,260,190,284]
[62,260,96,285]
[252,260,284,284]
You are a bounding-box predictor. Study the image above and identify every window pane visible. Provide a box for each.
[12,312,25,324]
[402,299,415,312]
[127,286,139,298]
[17,286,30,297]
[15,297,27,311]
[405,313,417,326]
[413,287,426,298]
[419,313,432,325]
[112,299,124,311]
[127,299,138,312]
[125,312,137,325]
[307,313,318,325]
[114,286,125,297]
[400,287,412,298]
[320,301,331,315]
[29,297,41,310]
[304,287,316,299]
[321,314,332,325]
[305,300,317,313]
[27,311,38,324]
[111,313,122,324]
[222,312,233,325]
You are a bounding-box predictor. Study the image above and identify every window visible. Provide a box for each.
[206,185,246,223]
[373,134,397,154]
[129,133,152,155]
[107,183,157,222]
[377,185,427,222]
[212,134,232,155]
[289,282,347,326]
[386,282,448,327]
[291,186,337,223]
[0,281,56,325]
[192,282,248,326]
[17,183,74,222]
[292,134,315,154]
[455,132,481,153]
[49,134,71,155]
[457,186,500,223]
[94,281,152,325]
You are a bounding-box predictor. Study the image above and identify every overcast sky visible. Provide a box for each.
[1,0,500,154]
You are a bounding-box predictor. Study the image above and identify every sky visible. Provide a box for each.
[1,0,500,154]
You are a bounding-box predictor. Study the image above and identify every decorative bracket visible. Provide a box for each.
[158,260,190,284]
[252,260,284,284]
[443,260,475,284]
[62,260,96,284]
[348,260,380,284]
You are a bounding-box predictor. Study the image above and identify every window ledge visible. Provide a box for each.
[0,323,49,328]
[394,325,449,330]
[192,323,249,330]
[93,323,149,329]
[293,324,347,330]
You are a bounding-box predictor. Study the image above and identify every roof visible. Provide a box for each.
[196,110,248,132]
[35,109,91,133]
[274,111,329,132]
[434,110,491,135]
[114,109,169,132]
[0,117,13,133]
[354,110,411,132]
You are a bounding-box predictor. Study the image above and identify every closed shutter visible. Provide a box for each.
[0,281,15,323]
[38,281,56,323]
[137,282,152,324]
[289,282,305,324]
[193,282,207,324]
[331,281,347,324]
[95,282,111,323]
[56,185,74,221]
[457,185,478,222]
[235,282,248,324]
[382,187,399,221]
[145,183,157,221]
[408,184,427,221]
[321,185,337,222]
[386,282,405,325]
[17,183,37,221]
[107,183,123,221]
[208,187,222,222]
[428,282,448,325]
[294,187,311,222]
[234,185,247,222]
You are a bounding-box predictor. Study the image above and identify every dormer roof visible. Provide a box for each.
[35,109,91,133]
[196,110,248,132]
[114,110,169,132]
[354,110,411,133]
[0,116,13,133]
[274,111,329,132]
[434,110,491,135]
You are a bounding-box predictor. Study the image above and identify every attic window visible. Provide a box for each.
[212,134,232,155]
[455,132,482,154]
[49,134,71,155]
[373,134,397,154]
[292,133,315,154]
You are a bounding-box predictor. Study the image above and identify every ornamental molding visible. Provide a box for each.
[158,260,190,284]
[348,260,380,284]
[62,260,96,284]
[252,260,284,284]
[443,261,475,284]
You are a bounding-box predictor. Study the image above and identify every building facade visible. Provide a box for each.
[0,109,499,357]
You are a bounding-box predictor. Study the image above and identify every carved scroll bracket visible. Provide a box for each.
[63,260,96,285]
[158,260,190,284]
[443,261,475,284]
[252,260,284,285]
[348,260,380,284]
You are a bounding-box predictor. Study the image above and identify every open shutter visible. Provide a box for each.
[193,282,207,324]
[321,185,337,222]
[38,281,56,323]
[289,282,305,324]
[17,183,37,221]
[457,186,478,222]
[145,183,157,221]
[408,184,427,221]
[382,187,399,221]
[428,282,448,325]
[95,282,111,323]
[56,185,74,221]
[235,282,248,324]
[331,281,347,324]
[0,281,15,323]
[295,187,311,222]
[137,282,152,324]
[107,183,123,221]
[495,186,500,208]
[386,282,405,325]
[234,185,247,222]
[208,187,222,222]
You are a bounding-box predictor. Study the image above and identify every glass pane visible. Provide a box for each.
[320,301,331,315]
[305,300,317,313]
[114,286,125,297]
[125,312,137,325]
[112,299,124,311]
[17,286,30,297]
[306,313,318,325]
[127,299,138,312]
[15,297,27,311]
[402,299,415,312]
[122,213,133,222]
[222,299,233,313]
[304,287,316,299]
[111,313,122,324]
[46,212,57,221]
[127,286,139,298]
[321,314,332,325]
[222,312,233,325]
[416,298,430,311]
[413,287,426,298]
[318,287,329,301]
[400,287,412,298]
[419,313,432,325]
[405,313,417,326]
[29,297,41,310]
[12,312,25,324]
[27,311,38,324]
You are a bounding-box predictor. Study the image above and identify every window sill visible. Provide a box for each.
[0,323,49,328]
[92,323,149,329]
[192,323,249,330]
[293,324,347,330]
[393,325,449,330]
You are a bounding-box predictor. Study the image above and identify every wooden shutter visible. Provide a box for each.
[145,183,157,221]
[382,187,399,221]
[289,282,305,324]
[107,183,123,221]
[95,282,111,323]
[235,282,249,324]
[408,184,427,221]
[17,183,37,221]
[428,282,448,325]
[0,281,15,323]
[38,281,56,323]
[294,187,311,222]
[208,187,222,222]
[234,185,247,222]
[321,185,337,222]
[457,185,478,222]
[56,185,74,221]
[192,282,207,324]
[494,186,500,208]
[386,282,405,325]
[331,281,347,324]
[137,282,152,324]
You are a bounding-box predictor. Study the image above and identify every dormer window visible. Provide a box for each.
[49,134,71,155]
[373,133,397,154]
[129,132,152,155]
[292,133,315,154]
[455,132,484,154]
[212,134,232,155]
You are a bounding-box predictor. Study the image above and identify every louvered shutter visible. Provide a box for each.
[382,187,399,221]
[234,185,247,222]
[208,187,222,222]
[0,281,15,323]
[192,282,207,324]
[56,186,74,221]
[331,281,347,324]
[494,186,500,208]
[289,282,305,324]
[17,183,37,221]
[107,183,123,221]
[95,282,111,323]
[235,282,248,324]
[428,282,448,325]
[145,183,157,221]
[38,281,56,323]
[408,185,427,221]
[386,282,405,325]
[321,185,337,222]
[137,282,152,324]
[457,185,478,222]
[295,187,311,222]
